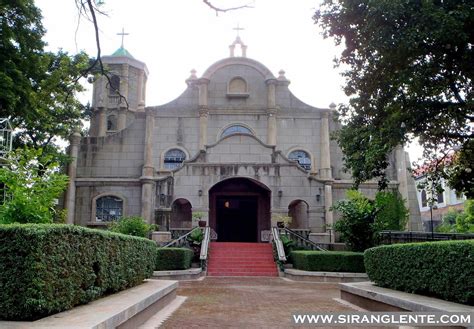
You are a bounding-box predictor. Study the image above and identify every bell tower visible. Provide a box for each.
[90,29,148,136]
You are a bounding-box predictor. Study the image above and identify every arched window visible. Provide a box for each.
[288,150,311,171]
[221,125,252,138]
[228,77,247,93]
[107,114,117,131]
[421,190,427,208]
[96,195,123,222]
[164,149,186,170]
[109,75,120,95]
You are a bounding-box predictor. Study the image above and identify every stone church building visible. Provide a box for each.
[65,37,421,243]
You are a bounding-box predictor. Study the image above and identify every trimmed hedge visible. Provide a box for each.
[290,250,365,273]
[156,247,194,271]
[364,240,474,305]
[0,224,156,320]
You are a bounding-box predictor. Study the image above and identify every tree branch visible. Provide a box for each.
[202,0,254,15]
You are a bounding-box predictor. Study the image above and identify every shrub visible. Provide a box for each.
[291,250,365,273]
[364,240,474,305]
[0,224,156,320]
[0,148,69,224]
[332,190,409,251]
[155,248,194,271]
[108,216,156,238]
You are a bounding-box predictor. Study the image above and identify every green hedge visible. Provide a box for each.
[0,224,156,320]
[156,248,194,271]
[290,250,365,272]
[364,240,474,305]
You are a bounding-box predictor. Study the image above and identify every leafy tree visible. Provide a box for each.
[332,190,409,251]
[1,0,92,165]
[0,148,69,223]
[0,0,45,120]
[374,191,409,231]
[314,0,473,192]
[436,200,474,233]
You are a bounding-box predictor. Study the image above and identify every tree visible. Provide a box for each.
[1,0,92,164]
[314,0,473,192]
[332,190,409,251]
[0,0,45,119]
[0,148,69,224]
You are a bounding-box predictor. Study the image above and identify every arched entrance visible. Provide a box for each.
[209,177,271,242]
[170,198,192,229]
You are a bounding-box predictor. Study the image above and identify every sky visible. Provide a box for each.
[35,0,423,161]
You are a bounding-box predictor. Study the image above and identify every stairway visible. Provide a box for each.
[207,242,278,277]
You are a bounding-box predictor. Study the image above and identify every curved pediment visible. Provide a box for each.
[202,57,275,81]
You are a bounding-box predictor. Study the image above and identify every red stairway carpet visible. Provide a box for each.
[207,242,278,277]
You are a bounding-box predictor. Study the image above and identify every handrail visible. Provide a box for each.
[200,226,211,261]
[162,226,201,248]
[272,227,287,262]
[279,227,327,251]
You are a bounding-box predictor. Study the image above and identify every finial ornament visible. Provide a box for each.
[117,27,129,48]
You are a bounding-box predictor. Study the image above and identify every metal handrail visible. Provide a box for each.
[279,227,327,251]
[162,226,201,248]
[200,226,211,261]
[272,227,287,262]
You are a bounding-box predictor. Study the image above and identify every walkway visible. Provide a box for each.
[157,277,392,329]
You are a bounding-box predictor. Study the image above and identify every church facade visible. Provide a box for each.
[65,38,422,243]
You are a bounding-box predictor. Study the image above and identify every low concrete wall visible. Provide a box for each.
[152,267,203,280]
[284,269,368,283]
[340,281,474,313]
[0,280,178,329]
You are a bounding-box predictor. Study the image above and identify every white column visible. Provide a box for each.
[266,79,277,146]
[320,112,332,179]
[117,107,127,130]
[198,79,209,150]
[97,107,106,137]
[141,109,155,223]
[324,184,334,242]
[65,131,81,224]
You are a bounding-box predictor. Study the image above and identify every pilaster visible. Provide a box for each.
[320,111,332,179]
[266,79,278,146]
[97,107,106,137]
[65,131,81,224]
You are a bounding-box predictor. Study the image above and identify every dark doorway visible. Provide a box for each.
[216,196,258,242]
[209,177,271,242]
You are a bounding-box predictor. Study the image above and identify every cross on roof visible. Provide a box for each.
[233,23,244,36]
[117,27,129,48]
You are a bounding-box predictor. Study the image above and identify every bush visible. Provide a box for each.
[364,240,474,305]
[0,224,156,320]
[0,148,69,224]
[108,216,156,238]
[332,190,409,251]
[155,248,194,271]
[291,250,365,273]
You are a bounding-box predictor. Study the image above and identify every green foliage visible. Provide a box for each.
[374,191,409,231]
[446,141,474,198]
[1,0,92,165]
[314,0,473,190]
[155,248,194,271]
[332,190,409,251]
[187,228,204,246]
[436,201,474,233]
[364,240,474,305]
[0,224,156,320]
[291,250,365,273]
[108,216,156,238]
[0,148,68,224]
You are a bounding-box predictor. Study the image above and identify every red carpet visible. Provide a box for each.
[207,242,278,277]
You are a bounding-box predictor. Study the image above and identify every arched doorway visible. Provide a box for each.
[170,198,192,229]
[209,177,271,242]
[288,200,309,229]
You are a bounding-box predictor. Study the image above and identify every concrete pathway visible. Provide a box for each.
[155,277,394,329]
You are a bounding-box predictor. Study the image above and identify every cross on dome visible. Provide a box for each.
[117,27,129,48]
[229,24,247,58]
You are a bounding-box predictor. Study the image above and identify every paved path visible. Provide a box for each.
[159,277,393,329]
